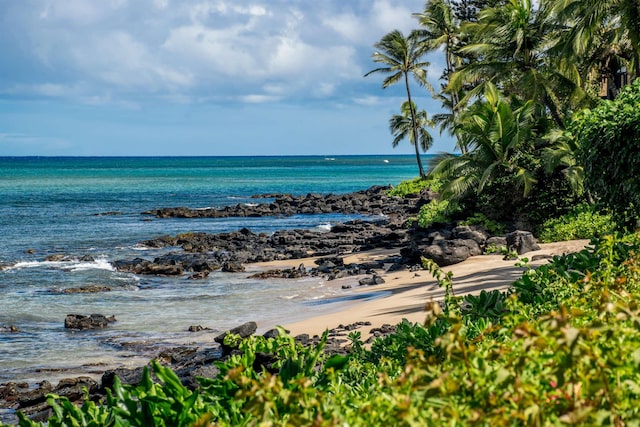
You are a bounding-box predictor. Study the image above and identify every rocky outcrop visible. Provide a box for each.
[143,186,421,219]
[52,285,112,294]
[0,377,99,423]
[506,230,541,255]
[400,225,491,267]
[214,321,258,356]
[114,220,410,277]
[64,314,116,330]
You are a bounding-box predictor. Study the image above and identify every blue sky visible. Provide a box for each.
[0,0,454,156]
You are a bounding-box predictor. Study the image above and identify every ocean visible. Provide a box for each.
[0,155,421,384]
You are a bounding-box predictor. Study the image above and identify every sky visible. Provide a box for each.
[0,0,454,156]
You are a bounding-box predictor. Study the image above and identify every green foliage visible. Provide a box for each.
[458,213,504,235]
[389,101,435,153]
[13,233,640,426]
[429,83,538,201]
[387,176,443,196]
[574,78,640,230]
[417,198,460,228]
[538,204,615,243]
[462,290,507,322]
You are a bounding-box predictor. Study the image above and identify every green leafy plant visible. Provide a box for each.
[417,198,460,228]
[574,78,640,230]
[388,176,443,197]
[459,212,505,235]
[538,204,616,243]
[462,289,507,322]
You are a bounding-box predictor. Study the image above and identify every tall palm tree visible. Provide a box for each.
[365,29,434,178]
[429,83,537,200]
[449,0,582,128]
[414,0,467,152]
[553,0,640,80]
[389,101,435,154]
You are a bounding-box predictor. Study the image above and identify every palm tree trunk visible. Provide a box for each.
[404,73,427,178]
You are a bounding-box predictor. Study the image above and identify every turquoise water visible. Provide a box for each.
[0,155,422,384]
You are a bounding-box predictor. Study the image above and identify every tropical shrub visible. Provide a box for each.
[416,198,460,228]
[388,176,443,197]
[538,204,615,243]
[574,78,640,230]
[458,212,504,235]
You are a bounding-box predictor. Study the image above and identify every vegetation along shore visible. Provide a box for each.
[4,0,640,425]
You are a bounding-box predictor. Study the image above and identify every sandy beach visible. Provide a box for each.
[252,239,590,341]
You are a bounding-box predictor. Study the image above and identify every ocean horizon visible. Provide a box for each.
[0,154,429,384]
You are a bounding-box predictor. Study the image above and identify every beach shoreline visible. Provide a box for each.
[0,238,589,423]
[252,238,590,342]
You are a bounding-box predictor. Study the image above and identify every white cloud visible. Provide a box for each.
[372,0,416,33]
[241,94,281,103]
[1,0,430,106]
[353,96,383,106]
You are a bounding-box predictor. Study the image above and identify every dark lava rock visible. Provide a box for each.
[57,285,111,294]
[248,263,307,279]
[486,236,508,250]
[358,274,386,286]
[214,321,258,355]
[93,211,124,216]
[422,240,473,267]
[101,367,145,390]
[221,262,245,273]
[214,322,258,343]
[188,271,210,280]
[452,225,489,246]
[262,328,290,339]
[188,325,210,332]
[506,230,540,255]
[64,314,116,330]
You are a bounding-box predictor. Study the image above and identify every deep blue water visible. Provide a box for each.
[0,155,422,384]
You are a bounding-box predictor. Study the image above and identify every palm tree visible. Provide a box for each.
[449,0,583,128]
[365,29,434,178]
[429,83,537,200]
[414,0,467,152]
[542,128,585,196]
[553,0,640,80]
[389,101,435,155]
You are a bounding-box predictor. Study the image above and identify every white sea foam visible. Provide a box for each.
[130,244,153,251]
[8,258,114,272]
[316,222,332,232]
[68,259,114,272]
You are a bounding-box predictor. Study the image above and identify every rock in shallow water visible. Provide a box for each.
[64,314,116,330]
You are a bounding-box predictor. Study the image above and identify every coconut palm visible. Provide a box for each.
[389,101,435,155]
[365,29,434,178]
[553,0,640,80]
[414,0,467,152]
[429,83,537,200]
[449,0,582,128]
[542,129,585,196]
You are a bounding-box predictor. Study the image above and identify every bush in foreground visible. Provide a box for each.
[12,234,640,426]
